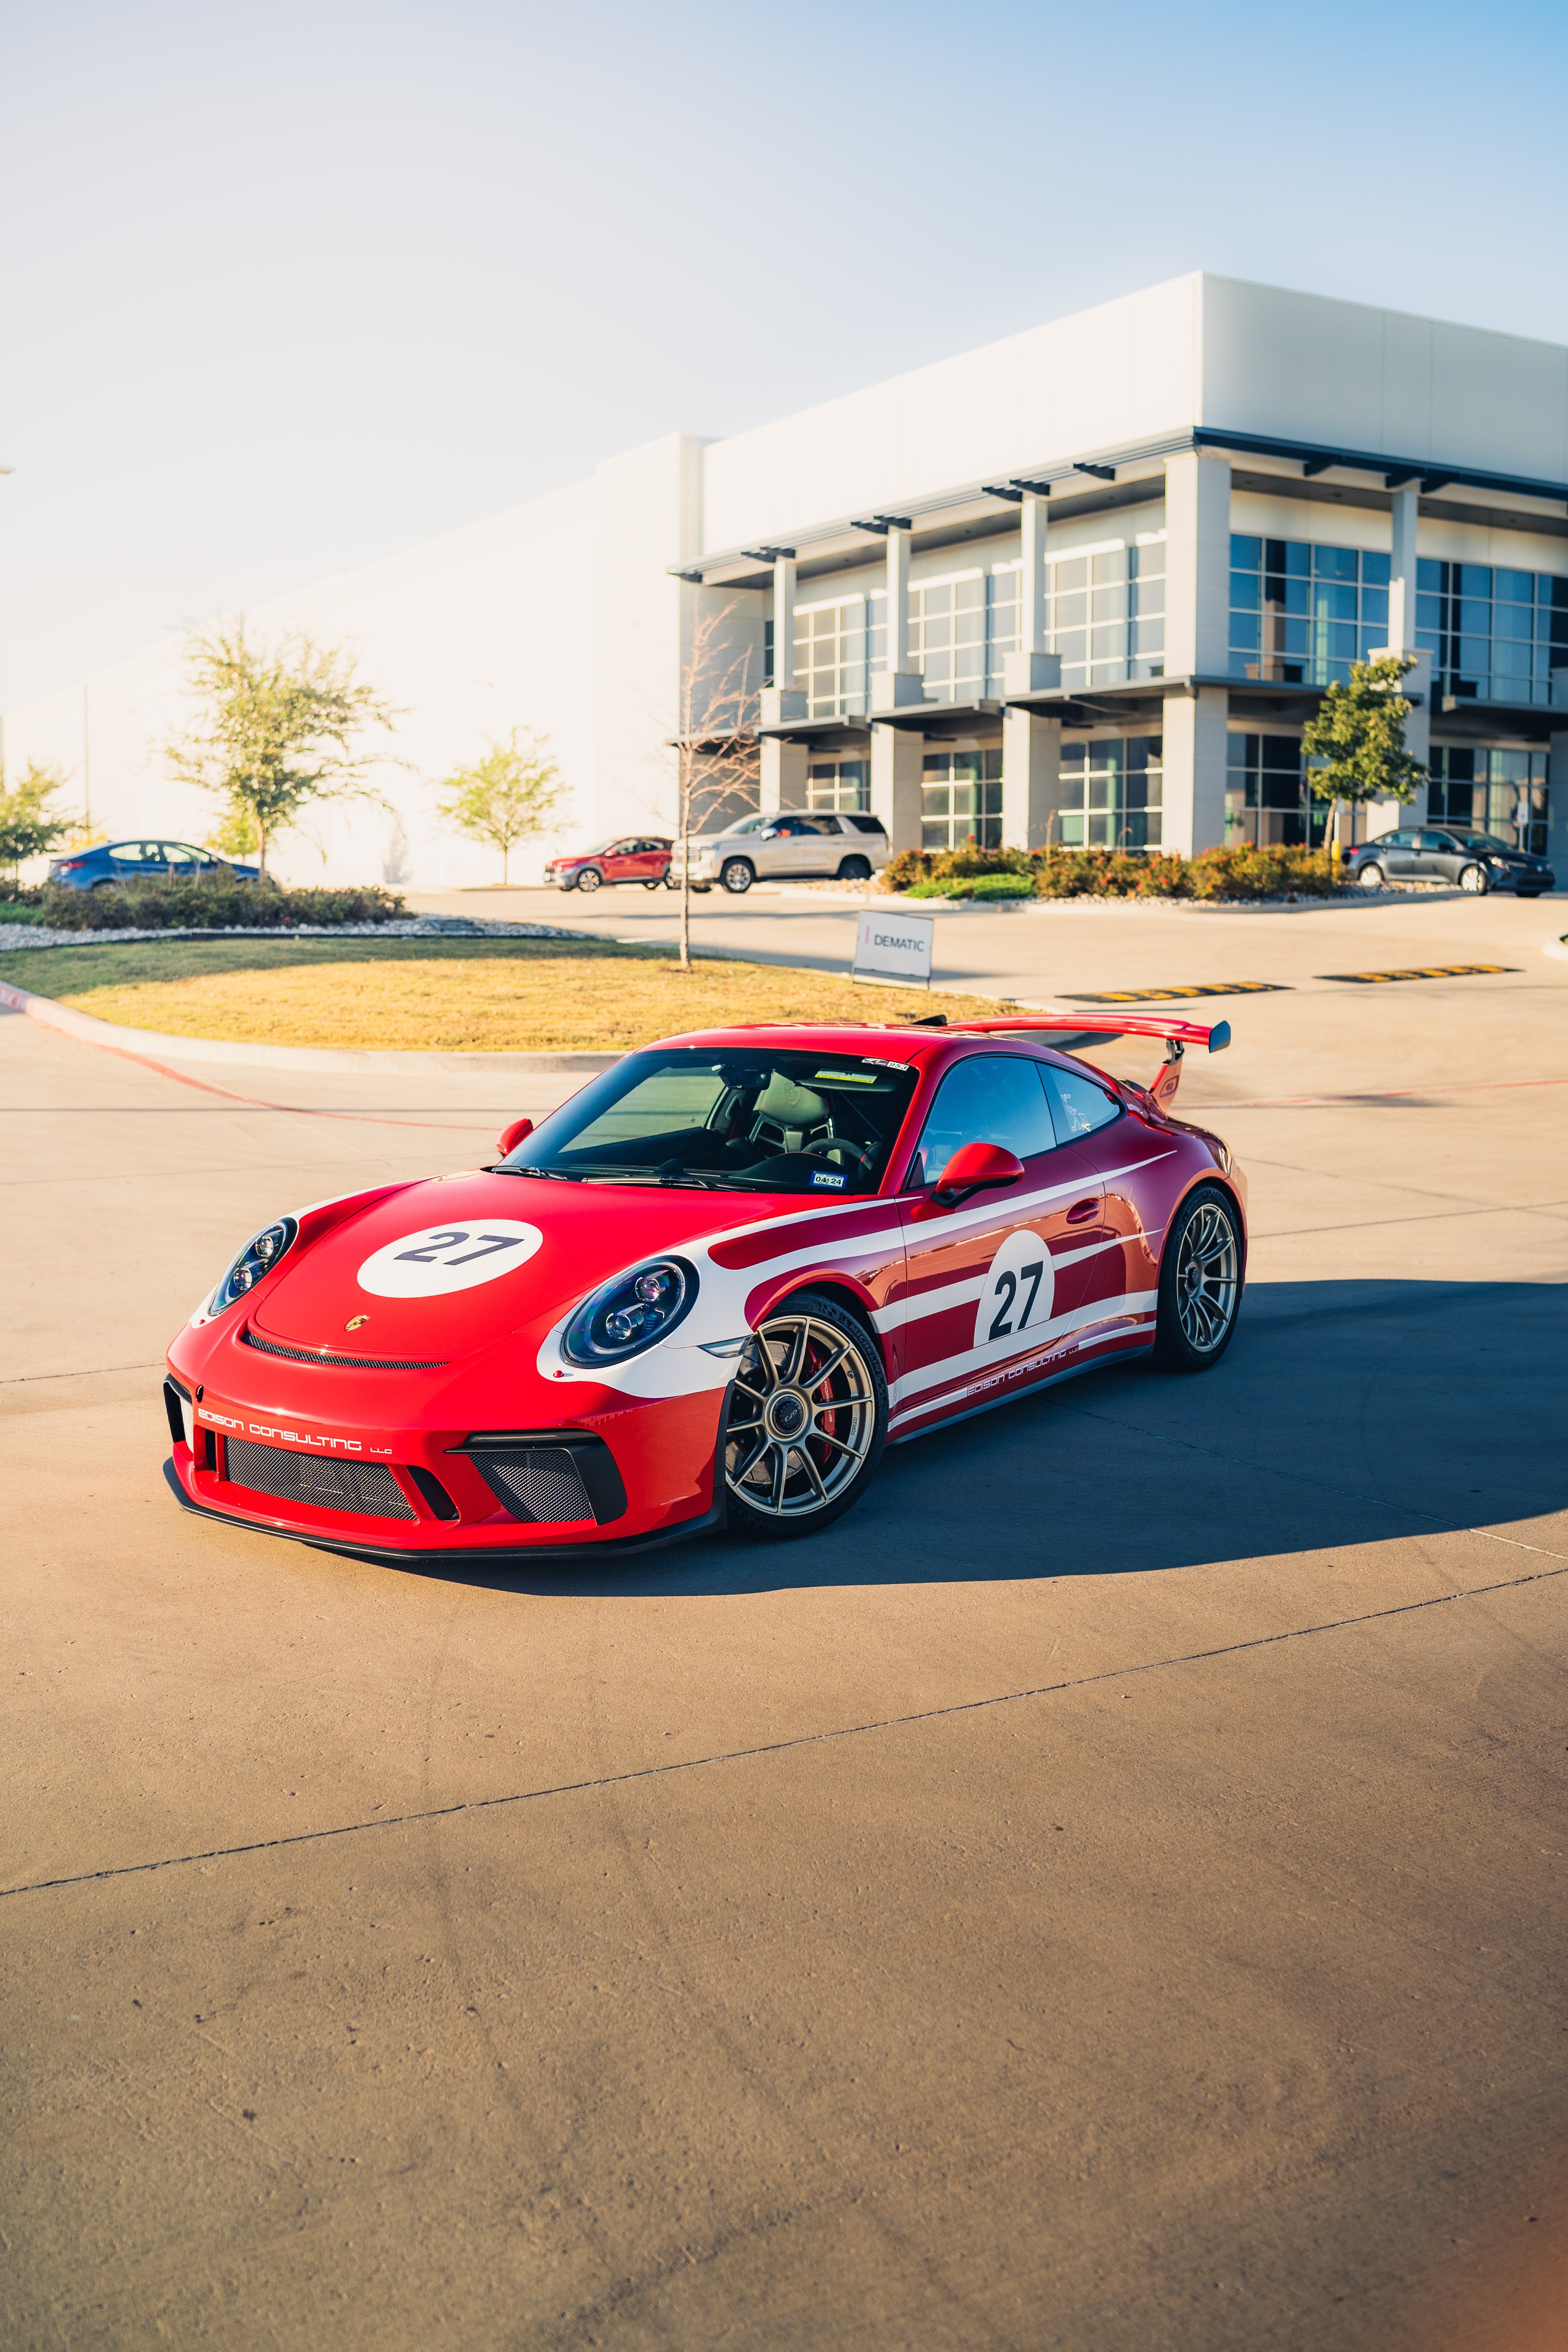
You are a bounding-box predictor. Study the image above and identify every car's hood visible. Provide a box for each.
[247,1171,805,1361]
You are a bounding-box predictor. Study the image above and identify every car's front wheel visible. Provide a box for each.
[574,866,602,893]
[720,857,756,894]
[1155,1185,1243,1372]
[1458,862,1487,894]
[837,854,872,882]
[1356,861,1386,890]
[724,1292,887,1537]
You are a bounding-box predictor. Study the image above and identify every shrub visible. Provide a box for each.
[888,843,1337,902]
[32,876,409,931]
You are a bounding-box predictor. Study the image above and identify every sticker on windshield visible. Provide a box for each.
[357,1219,544,1298]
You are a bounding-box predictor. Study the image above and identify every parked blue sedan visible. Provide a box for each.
[48,839,261,891]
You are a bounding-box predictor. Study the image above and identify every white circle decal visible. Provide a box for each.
[357,1219,544,1299]
[974,1226,1056,1351]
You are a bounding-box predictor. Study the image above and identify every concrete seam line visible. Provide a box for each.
[6,1556,1565,1905]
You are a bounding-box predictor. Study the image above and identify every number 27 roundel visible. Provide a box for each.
[357,1220,544,1298]
[974,1226,1056,1350]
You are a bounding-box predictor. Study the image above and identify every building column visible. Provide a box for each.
[1163,451,1232,679]
[759,736,808,816]
[870,721,924,853]
[870,524,925,711]
[1001,707,1061,849]
[1369,486,1430,827]
[1000,493,1061,699]
[1163,687,1229,854]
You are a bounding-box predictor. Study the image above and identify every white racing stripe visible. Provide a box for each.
[888,1288,1158,1417]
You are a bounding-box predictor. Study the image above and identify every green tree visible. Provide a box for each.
[1300,654,1427,860]
[434,729,565,883]
[0,759,78,873]
[164,622,400,880]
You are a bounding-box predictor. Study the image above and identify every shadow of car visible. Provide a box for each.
[49,839,262,890]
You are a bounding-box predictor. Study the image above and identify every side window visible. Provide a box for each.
[1386,829,1416,849]
[1040,1063,1122,1141]
[1418,831,1452,851]
[909,1055,1056,1187]
[108,842,142,864]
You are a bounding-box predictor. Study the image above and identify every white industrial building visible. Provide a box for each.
[6,272,1567,886]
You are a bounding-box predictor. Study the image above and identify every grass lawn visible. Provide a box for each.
[2,936,1012,1051]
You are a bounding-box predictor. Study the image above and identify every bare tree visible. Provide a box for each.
[667,602,761,972]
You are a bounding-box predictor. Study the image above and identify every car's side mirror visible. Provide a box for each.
[924,1141,1025,1213]
[496,1116,534,1157]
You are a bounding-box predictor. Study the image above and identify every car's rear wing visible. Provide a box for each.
[943,1012,1230,1107]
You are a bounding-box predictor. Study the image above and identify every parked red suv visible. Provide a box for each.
[543,835,673,893]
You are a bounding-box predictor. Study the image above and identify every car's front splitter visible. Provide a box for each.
[162,1458,726,1566]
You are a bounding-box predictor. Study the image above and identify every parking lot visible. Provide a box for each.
[4,892,1567,2350]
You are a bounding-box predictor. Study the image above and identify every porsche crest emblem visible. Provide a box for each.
[345,1315,370,1331]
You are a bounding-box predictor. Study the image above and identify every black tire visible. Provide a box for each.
[575,866,603,894]
[837,854,872,882]
[1517,890,1542,900]
[723,1291,887,1538]
[642,879,663,890]
[1458,863,1487,894]
[1356,862,1386,890]
[720,857,755,895]
[1154,1185,1244,1373]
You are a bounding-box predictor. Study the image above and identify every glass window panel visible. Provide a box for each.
[1312,583,1359,621]
[1456,599,1492,634]
[1230,616,1262,653]
[1494,602,1532,640]
[1361,587,1389,629]
[1457,637,1491,673]
[1091,625,1125,659]
[1231,536,1261,569]
[1361,552,1391,587]
[1416,594,1443,631]
[1281,619,1309,656]
[1496,569,1533,604]
[1091,586,1126,622]
[1091,551,1124,585]
[1227,734,1250,768]
[1053,592,1088,629]
[1230,571,1260,611]
[1417,558,1445,592]
[1314,545,1358,581]
[1459,565,1493,598]
[1052,557,1088,593]
[1133,619,1165,655]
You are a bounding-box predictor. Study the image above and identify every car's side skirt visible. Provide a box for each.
[888,1329,1155,1445]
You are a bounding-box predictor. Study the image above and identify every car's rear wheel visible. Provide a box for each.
[575,866,602,893]
[723,1291,886,1538]
[642,879,663,890]
[1356,861,1386,890]
[720,857,755,895]
[1517,889,1542,899]
[1458,862,1487,894]
[837,854,872,882]
[1155,1185,1243,1373]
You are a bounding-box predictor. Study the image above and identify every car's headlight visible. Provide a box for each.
[207,1216,299,1314]
[562,1257,697,1366]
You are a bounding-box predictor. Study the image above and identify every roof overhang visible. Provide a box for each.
[674,429,1568,588]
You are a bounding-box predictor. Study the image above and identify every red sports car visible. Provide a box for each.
[543,835,673,892]
[163,1013,1245,1562]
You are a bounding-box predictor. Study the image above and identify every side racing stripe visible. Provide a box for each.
[888,1287,1158,1414]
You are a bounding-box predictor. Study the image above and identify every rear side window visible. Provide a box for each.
[908,1055,1056,1186]
[1040,1063,1122,1140]
[844,814,886,835]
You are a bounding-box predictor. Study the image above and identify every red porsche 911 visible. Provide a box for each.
[163,1012,1244,1561]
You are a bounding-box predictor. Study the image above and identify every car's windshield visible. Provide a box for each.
[498,1045,918,1195]
[567,837,616,856]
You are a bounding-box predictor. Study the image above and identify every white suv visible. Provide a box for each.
[670,811,890,895]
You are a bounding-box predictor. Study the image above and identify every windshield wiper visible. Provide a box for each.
[494,1163,578,1181]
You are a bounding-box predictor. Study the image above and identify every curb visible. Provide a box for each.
[0,980,621,1075]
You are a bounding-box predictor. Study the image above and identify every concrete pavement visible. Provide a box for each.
[4,898,1567,2350]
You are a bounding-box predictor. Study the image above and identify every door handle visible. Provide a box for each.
[1066,1199,1098,1224]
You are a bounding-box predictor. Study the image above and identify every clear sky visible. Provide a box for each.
[3,0,1564,711]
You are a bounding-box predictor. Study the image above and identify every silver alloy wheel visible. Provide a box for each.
[725,1310,878,1520]
[1357,862,1385,890]
[1459,862,1486,893]
[1175,1198,1240,1354]
[575,866,602,892]
[720,858,754,894]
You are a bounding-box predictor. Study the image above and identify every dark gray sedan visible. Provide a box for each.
[1346,826,1555,896]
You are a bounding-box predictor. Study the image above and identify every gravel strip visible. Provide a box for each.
[0,916,608,953]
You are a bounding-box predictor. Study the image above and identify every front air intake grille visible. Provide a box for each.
[473,1449,594,1524]
[241,1330,448,1371]
[224,1436,416,1520]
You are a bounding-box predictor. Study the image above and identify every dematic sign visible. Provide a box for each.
[854,909,934,987]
